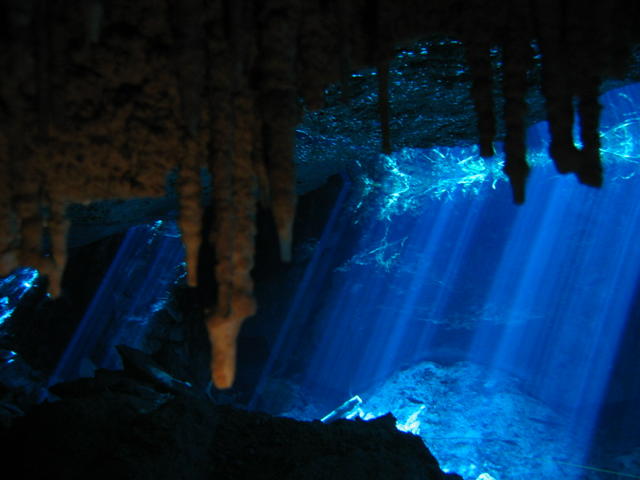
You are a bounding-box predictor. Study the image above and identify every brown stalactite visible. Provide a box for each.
[205,1,262,388]
[209,91,236,318]
[207,92,258,389]
[252,123,271,209]
[258,0,300,263]
[15,187,46,274]
[172,0,208,287]
[41,196,69,297]
[502,4,532,204]
[171,0,206,137]
[261,89,299,263]
[0,203,12,275]
[0,136,15,276]
[178,139,204,287]
[207,0,236,319]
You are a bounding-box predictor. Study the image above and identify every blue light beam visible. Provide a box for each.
[261,83,640,478]
[48,220,185,386]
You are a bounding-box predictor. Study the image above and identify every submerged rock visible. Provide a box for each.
[1,365,461,480]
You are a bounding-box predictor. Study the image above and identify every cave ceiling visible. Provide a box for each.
[1,0,639,388]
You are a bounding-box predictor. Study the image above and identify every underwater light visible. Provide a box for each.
[0,267,39,327]
[475,473,496,480]
[0,349,18,364]
[320,395,363,423]
[48,219,184,386]
[256,82,640,479]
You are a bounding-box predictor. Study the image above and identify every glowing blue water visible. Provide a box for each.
[49,220,185,385]
[254,83,640,479]
[0,268,39,326]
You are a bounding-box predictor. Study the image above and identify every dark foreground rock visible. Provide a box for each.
[1,359,461,480]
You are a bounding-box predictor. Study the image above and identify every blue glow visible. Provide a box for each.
[0,349,18,365]
[252,84,640,479]
[49,219,185,385]
[0,268,39,326]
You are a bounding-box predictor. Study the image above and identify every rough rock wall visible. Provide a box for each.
[0,0,638,388]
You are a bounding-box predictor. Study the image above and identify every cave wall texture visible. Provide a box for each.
[1,0,639,389]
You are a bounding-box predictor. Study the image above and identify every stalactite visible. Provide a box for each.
[333,0,354,104]
[502,5,532,204]
[575,78,602,187]
[465,39,495,158]
[206,0,236,337]
[35,0,51,135]
[0,139,17,276]
[15,185,47,274]
[49,2,67,129]
[171,0,206,137]
[258,0,300,263]
[366,0,393,156]
[178,140,204,287]
[38,193,68,297]
[377,60,392,155]
[298,2,335,111]
[204,0,258,389]
[566,2,603,188]
[261,91,298,263]
[209,90,235,319]
[534,0,581,176]
[207,93,258,389]
[252,124,271,209]
[170,0,208,288]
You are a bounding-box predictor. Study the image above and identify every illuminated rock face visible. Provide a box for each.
[1,0,639,387]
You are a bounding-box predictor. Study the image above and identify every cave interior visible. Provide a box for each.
[1,1,640,479]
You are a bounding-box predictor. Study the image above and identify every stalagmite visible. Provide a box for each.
[502,5,532,204]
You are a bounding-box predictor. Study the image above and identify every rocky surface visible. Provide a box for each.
[0,348,462,480]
